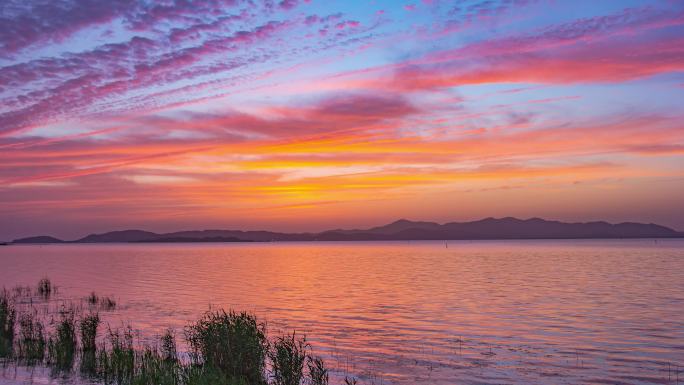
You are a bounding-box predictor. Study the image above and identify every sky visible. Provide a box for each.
[1,0,684,240]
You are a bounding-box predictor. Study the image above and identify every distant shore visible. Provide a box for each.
[6,217,684,244]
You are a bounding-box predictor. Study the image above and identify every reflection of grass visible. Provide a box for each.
[2,279,340,385]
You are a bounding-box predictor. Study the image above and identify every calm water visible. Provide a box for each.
[1,240,683,384]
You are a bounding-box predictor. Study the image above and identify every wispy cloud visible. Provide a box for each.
[1,0,684,238]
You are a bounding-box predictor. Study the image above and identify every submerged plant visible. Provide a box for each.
[269,332,308,385]
[185,310,268,384]
[0,289,16,357]
[17,311,46,363]
[47,308,77,371]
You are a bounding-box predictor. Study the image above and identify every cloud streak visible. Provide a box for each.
[1,0,684,238]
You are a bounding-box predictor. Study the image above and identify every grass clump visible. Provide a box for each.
[98,326,135,384]
[80,313,101,376]
[86,292,117,310]
[0,289,16,357]
[101,297,117,310]
[80,313,100,353]
[308,356,329,385]
[160,329,177,363]
[87,292,99,305]
[132,345,181,385]
[37,278,53,299]
[269,332,308,385]
[185,310,268,385]
[47,309,77,371]
[17,311,46,363]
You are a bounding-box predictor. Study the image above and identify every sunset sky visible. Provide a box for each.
[1,0,684,240]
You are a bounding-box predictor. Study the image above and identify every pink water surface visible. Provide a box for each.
[1,240,683,384]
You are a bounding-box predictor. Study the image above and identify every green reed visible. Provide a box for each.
[37,277,53,299]
[185,309,269,384]
[3,278,341,385]
[269,332,308,385]
[17,311,46,363]
[47,308,77,371]
[0,289,16,357]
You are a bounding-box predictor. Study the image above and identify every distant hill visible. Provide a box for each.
[10,217,683,244]
[12,235,64,244]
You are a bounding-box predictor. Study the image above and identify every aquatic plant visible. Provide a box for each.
[101,296,117,310]
[17,311,46,363]
[87,292,99,305]
[98,326,135,384]
[132,345,181,385]
[185,309,268,384]
[161,329,178,363]
[308,356,329,385]
[37,278,53,299]
[344,377,358,385]
[47,308,77,371]
[269,332,308,385]
[86,292,117,310]
[2,279,339,385]
[180,364,226,385]
[80,313,100,353]
[0,289,16,357]
[79,313,101,376]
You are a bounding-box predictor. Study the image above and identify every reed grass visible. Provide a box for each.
[98,326,135,384]
[308,356,329,385]
[269,332,307,385]
[86,292,117,310]
[47,308,77,371]
[132,345,181,385]
[3,279,341,385]
[17,311,46,363]
[87,292,99,305]
[37,278,53,299]
[0,289,16,357]
[185,309,268,384]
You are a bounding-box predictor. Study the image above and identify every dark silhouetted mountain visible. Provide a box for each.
[77,230,161,243]
[10,218,683,243]
[12,235,64,244]
[134,236,250,243]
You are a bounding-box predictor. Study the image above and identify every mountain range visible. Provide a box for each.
[8,217,684,244]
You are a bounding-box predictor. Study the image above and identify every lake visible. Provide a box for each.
[1,240,683,384]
